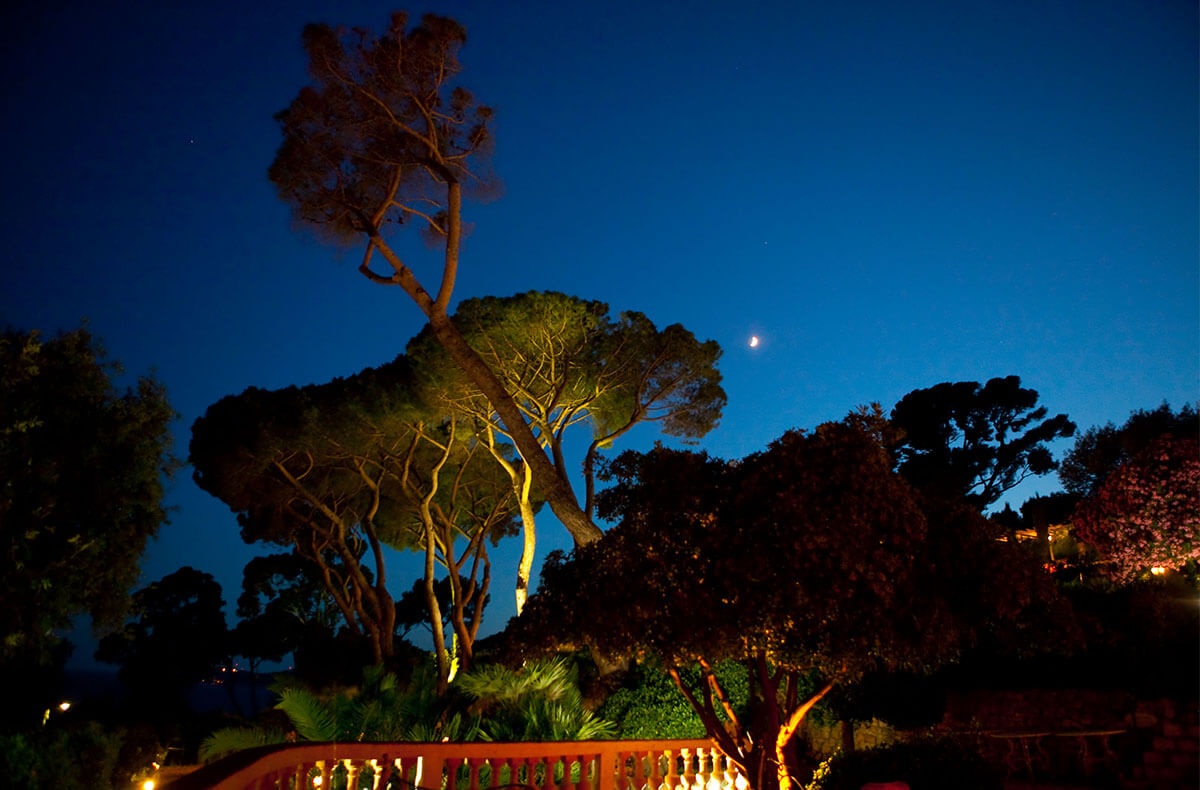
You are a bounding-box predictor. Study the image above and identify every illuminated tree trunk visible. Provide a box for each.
[363,178,601,549]
[515,462,537,615]
[424,310,602,546]
[424,525,450,695]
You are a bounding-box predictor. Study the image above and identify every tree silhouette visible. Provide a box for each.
[519,426,947,790]
[890,375,1075,509]
[1059,402,1197,498]
[269,12,602,547]
[517,420,1065,790]
[0,327,175,670]
[96,567,228,716]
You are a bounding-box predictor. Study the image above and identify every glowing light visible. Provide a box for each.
[749,335,759,348]
[706,778,722,790]
[1151,566,1167,575]
[313,777,323,787]
[58,701,71,712]
[143,781,156,790]
[734,775,749,790]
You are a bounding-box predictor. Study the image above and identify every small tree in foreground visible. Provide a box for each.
[514,422,1064,790]
[514,425,967,790]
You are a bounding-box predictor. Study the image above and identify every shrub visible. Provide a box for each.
[596,657,749,739]
[0,722,125,790]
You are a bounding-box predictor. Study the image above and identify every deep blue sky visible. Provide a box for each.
[3,1,1196,666]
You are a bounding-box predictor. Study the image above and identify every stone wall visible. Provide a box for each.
[1125,698,1200,789]
[798,690,1199,788]
[801,717,902,757]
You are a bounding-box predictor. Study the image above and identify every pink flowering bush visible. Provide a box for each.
[1072,435,1199,582]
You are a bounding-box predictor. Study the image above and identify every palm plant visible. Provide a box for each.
[457,656,616,741]
[199,656,609,767]
[200,663,478,763]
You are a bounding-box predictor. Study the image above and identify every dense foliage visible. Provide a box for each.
[514,418,1069,790]
[517,424,966,790]
[0,327,175,669]
[1071,435,1199,582]
[201,657,612,763]
[407,291,724,610]
[596,658,750,739]
[0,722,126,790]
[191,357,519,673]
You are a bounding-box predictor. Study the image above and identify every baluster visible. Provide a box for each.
[467,757,482,790]
[718,754,737,790]
[576,755,592,790]
[648,750,664,790]
[682,749,697,790]
[564,757,579,790]
[661,749,678,790]
[696,748,709,790]
[377,755,394,789]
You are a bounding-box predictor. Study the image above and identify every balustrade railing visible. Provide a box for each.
[161,739,747,790]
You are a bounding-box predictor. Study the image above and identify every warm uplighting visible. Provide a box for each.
[142,781,155,790]
[1150,566,1167,575]
[734,775,750,790]
[312,777,323,787]
[58,701,71,712]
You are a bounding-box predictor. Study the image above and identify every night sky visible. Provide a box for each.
[2,1,1196,666]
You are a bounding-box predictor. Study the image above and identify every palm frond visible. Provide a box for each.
[199,727,288,763]
[277,686,341,741]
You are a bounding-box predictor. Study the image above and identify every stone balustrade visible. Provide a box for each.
[159,738,747,790]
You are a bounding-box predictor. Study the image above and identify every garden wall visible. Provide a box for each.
[800,690,1198,788]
